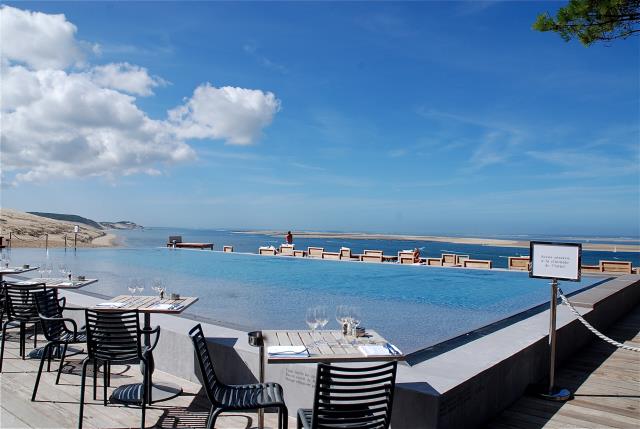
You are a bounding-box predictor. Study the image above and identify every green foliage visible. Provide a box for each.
[533,0,640,45]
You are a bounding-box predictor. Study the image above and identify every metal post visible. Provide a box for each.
[8,232,11,248]
[64,235,67,251]
[45,233,48,250]
[248,331,265,429]
[539,278,571,401]
[74,233,77,250]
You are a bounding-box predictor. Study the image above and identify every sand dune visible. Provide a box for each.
[0,208,118,248]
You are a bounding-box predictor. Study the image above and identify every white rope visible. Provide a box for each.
[558,287,640,352]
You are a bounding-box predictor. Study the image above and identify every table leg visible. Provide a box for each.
[258,344,265,429]
[111,312,182,405]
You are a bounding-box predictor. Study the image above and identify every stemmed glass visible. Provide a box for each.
[305,307,319,332]
[128,278,141,298]
[315,306,328,331]
[136,278,145,295]
[45,263,53,278]
[152,278,166,298]
[58,264,68,279]
[336,305,349,331]
[38,264,46,278]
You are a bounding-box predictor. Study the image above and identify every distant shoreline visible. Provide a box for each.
[235,230,640,253]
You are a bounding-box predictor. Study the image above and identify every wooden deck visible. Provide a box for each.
[486,305,640,429]
[0,332,294,428]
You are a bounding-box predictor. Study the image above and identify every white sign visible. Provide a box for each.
[530,242,581,281]
[74,225,79,233]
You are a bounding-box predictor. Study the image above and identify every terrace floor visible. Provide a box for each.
[486,305,640,429]
[0,332,295,428]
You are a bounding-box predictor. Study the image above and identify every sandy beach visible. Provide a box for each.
[0,208,119,248]
[237,230,640,253]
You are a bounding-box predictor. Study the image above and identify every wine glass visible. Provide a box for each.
[350,306,361,331]
[58,264,68,278]
[336,305,349,330]
[128,278,140,297]
[38,263,46,278]
[316,306,328,331]
[305,307,319,332]
[45,263,53,278]
[136,278,145,295]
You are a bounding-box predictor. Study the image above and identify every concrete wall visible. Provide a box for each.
[60,274,640,429]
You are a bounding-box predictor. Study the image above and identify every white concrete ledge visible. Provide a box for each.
[59,274,640,428]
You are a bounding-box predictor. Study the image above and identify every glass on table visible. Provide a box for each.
[305,307,319,332]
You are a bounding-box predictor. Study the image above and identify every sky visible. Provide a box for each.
[1,1,638,236]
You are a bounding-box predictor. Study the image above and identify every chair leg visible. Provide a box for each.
[141,359,148,429]
[56,343,68,384]
[0,321,8,372]
[280,405,289,429]
[93,360,97,400]
[33,322,38,349]
[103,362,108,406]
[78,359,90,429]
[296,412,302,429]
[20,322,25,358]
[31,343,50,401]
[47,342,53,372]
[208,408,223,429]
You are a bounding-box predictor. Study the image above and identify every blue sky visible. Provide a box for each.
[2,1,638,236]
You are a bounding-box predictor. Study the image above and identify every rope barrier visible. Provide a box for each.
[558,287,640,352]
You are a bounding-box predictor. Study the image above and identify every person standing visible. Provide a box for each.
[285,231,293,244]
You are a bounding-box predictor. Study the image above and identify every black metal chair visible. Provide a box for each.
[31,289,87,401]
[189,323,288,429]
[0,282,46,372]
[297,361,398,429]
[79,309,159,429]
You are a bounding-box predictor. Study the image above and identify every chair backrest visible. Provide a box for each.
[34,289,67,341]
[84,309,142,363]
[4,283,46,322]
[189,324,222,406]
[311,361,398,429]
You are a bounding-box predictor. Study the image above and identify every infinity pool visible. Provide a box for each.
[4,247,602,352]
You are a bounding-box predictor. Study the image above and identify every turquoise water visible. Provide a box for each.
[3,246,602,352]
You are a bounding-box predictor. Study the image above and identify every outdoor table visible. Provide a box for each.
[0,265,38,282]
[257,329,403,429]
[95,294,198,404]
[263,329,404,364]
[8,277,99,359]
[11,277,98,289]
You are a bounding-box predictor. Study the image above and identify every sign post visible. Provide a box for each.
[74,225,79,250]
[529,241,581,402]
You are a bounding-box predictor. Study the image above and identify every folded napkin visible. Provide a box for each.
[267,345,309,357]
[358,343,402,357]
[95,302,125,309]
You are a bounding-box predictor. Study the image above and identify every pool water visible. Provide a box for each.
[4,247,602,352]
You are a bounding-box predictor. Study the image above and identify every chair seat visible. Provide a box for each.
[214,382,285,410]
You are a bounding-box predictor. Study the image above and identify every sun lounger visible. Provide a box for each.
[293,250,306,257]
[508,256,530,271]
[364,250,384,257]
[426,258,442,266]
[361,254,383,263]
[441,254,457,266]
[340,247,360,261]
[223,246,233,253]
[463,259,492,269]
[322,251,341,260]
[600,260,632,274]
[166,235,213,250]
[398,251,419,265]
[307,247,324,258]
[259,246,277,256]
[581,264,601,274]
[455,255,470,265]
[279,244,295,256]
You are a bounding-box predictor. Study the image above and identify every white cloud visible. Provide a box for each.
[0,5,281,185]
[169,84,281,145]
[89,63,167,96]
[0,5,93,69]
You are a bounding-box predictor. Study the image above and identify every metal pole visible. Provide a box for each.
[64,235,67,251]
[538,278,571,401]
[74,232,77,250]
[8,232,11,248]
[45,233,48,250]
[258,345,265,429]
[548,278,558,394]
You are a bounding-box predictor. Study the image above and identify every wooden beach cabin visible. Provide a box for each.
[361,250,384,263]
[426,258,443,266]
[441,254,457,266]
[258,246,277,256]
